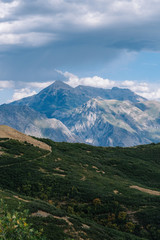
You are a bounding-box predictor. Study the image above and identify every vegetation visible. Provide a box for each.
[0,138,159,239]
[0,200,46,240]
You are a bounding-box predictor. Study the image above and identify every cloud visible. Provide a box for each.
[9,88,36,102]
[120,80,160,100]
[0,73,160,103]
[0,0,19,19]
[116,80,160,101]
[121,81,135,87]
[121,81,150,93]
[0,80,54,90]
[1,0,160,51]
[0,80,14,89]
[0,80,54,103]
[26,81,54,89]
[0,32,55,47]
[1,0,160,85]
[58,70,115,88]
[139,88,160,100]
[58,70,160,101]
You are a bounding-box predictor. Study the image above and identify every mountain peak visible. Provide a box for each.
[50,80,72,90]
[37,81,73,97]
[35,80,73,98]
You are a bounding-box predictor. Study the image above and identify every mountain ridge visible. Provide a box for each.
[0,104,80,143]
[10,81,146,119]
[1,81,159,147]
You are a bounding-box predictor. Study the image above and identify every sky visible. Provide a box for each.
[0,0,160,104]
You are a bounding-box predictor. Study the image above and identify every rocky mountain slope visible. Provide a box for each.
[2,80,159,146]
[10,80,145,119]
[0,104,79,143]
[61,98,160,146]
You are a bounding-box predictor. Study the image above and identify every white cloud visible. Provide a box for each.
[0,32,56,46]
[121,81,150,93]
[0,0,19,19]
[120,80,160,100]
[58,70,160,101]
[121,80,135,87]
[136,88,160,101]
[117,81,160,101]
[0,80,54,102]
[26,81,54,89]
[0,74,160,103]
[0,80,14,89]
[58,70,115,89]
[0,80,53,90]
[0,80,55,103]
[9,88,36,102]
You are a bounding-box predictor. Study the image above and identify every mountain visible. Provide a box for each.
[0,130,160,239]
[4,80,160,146]
[10,80,145,119]
[61,98,160,146]
[0,104,79,143]
[10,81,90,118]
[76,85,145,102]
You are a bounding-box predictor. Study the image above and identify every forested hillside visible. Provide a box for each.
[0,137,160,239]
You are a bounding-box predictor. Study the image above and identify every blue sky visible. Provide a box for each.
[0,0,160,104]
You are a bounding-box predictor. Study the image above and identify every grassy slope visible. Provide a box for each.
[0,138,160,239]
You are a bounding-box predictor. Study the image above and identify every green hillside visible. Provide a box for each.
[0,138,160,239]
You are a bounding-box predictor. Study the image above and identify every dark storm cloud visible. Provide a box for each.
[1,0,160,82]
[1,0,160,50]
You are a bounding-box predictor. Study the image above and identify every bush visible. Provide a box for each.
[0,200,46,240]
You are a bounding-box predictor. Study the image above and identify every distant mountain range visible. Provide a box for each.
[1,80,160,146]
[10,80,145,119]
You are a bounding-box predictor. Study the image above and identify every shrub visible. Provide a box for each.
[0,200,46,240]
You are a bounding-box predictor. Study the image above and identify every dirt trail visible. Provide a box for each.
[0,151,51,169]
[130,185,160,196]
[14,195,30,202]
[32,211,88,240]
[31,211,73,226]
